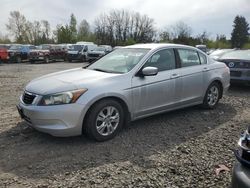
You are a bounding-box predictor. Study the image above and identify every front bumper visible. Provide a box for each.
[29,56,46,61]
[17,101,87,137]
[230,68,250,84]
[67,54,83,60]
[232,162,250,188]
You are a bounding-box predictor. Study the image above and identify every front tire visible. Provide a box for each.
[44,56,49,63]
[84,99,124,141]
[202,82,221,109]
[81,55,86,62]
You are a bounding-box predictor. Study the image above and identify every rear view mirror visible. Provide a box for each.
[141,67,158,76]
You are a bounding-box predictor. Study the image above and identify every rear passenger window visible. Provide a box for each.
[144,49,176,72]
[177,49,200,67]
[199,52,207,64]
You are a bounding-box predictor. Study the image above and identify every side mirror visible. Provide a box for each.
[141,66,158,76]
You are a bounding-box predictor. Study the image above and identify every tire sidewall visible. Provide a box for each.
[16,56,21,63]
[44,56,49,63]
[85,100,124,141]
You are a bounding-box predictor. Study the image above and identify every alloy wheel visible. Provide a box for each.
[95,106,120,136]
[207,86,219,106]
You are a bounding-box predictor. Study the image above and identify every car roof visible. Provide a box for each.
[124,43,199,51]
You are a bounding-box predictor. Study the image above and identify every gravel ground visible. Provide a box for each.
[0,62,249,188]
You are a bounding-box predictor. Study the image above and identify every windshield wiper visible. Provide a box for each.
[93,68,111,73]
[92,68,123,74]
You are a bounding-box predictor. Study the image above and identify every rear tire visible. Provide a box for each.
[16,56,22,63]
[202,82,221,109]
[84,99,124,141]
[44,56,49,63]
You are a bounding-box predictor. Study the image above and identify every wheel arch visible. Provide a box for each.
[208,79,223,99]
[81,96,131,134]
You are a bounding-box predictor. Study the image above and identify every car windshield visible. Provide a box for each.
[70,45,84,51]
[9,45,22,50]
[88,48,150,74]
[220,50,250,60]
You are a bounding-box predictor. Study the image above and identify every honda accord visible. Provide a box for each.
[17,43,230,141]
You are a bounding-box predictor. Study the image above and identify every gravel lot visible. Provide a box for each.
[0,62,250,188]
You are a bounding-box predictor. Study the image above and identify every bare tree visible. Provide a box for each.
[6,11,27,43]
[171,21,192,39]
[94,9,156,46]
[41,20,51,40]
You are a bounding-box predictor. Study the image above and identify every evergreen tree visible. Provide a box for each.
[69,13,77,43]
[231,15,249,48]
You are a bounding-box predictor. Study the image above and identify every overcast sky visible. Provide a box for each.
[0,0,250,39]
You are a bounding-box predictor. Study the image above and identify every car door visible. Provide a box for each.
[176,48,205,104]
[131,48,181,118]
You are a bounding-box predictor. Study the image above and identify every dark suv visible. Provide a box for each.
[8,44,36,63]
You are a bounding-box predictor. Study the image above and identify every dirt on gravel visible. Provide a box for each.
[0,62,250,188]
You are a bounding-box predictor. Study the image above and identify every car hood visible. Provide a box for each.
[25,68,120,95]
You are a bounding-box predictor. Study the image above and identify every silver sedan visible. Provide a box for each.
[17,43,230,141]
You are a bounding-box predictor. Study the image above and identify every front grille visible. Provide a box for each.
[22,91,36,104]
[230,71,242,77]
[225,61,250,69]
[69,54,78,58]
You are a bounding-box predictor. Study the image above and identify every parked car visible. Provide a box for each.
[99,45,113,53]
[232,127,250,188]
[49,44,68,61]
[60,43,73,50]
[217,50,250,85]
[195,45,207,53]
[17,43,230,141]
[0,44,10,63]
[8,44,36,63]
[209,49,235,60]
[29,44,50,63]
[67,44,85,62]
[87,46,106,62]
[67,43,98,62]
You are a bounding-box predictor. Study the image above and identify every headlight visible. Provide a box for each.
[39,89,87,106]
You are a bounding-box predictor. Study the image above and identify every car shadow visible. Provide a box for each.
[0,102,236,179]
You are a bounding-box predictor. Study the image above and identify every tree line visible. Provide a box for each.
[1,10,249,48]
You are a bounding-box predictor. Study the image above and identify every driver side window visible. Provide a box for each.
[144,49,176,72]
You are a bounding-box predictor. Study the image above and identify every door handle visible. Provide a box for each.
[203,67,210,72]
[170,73,180,79]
